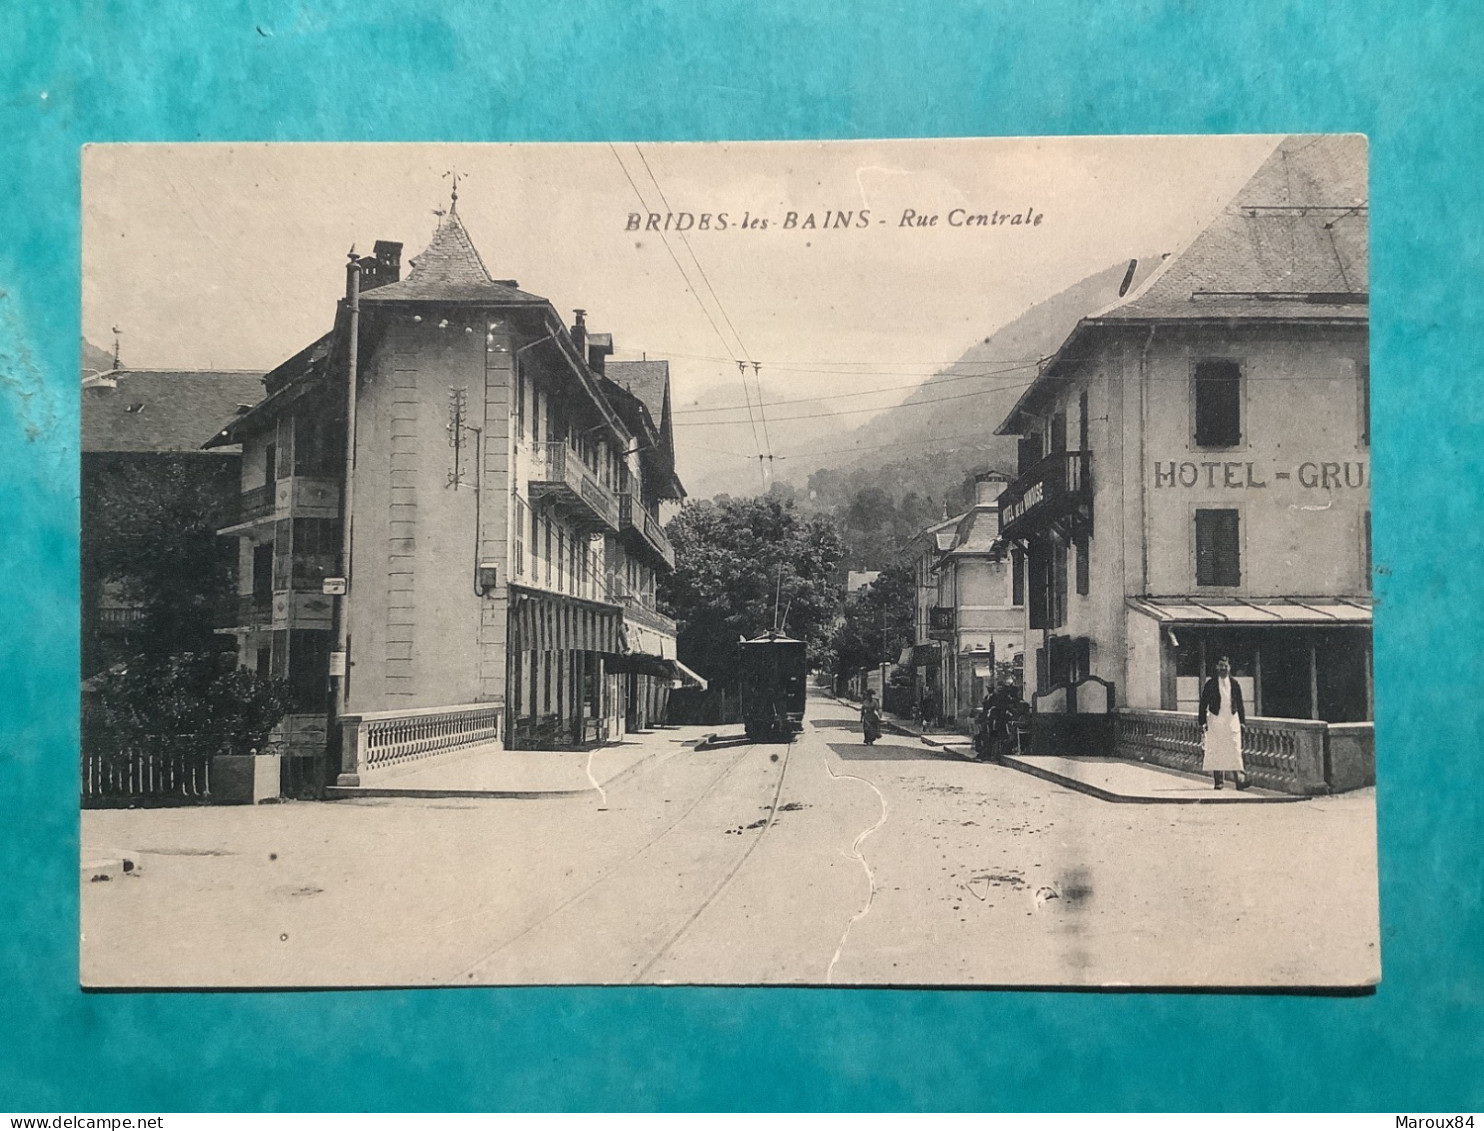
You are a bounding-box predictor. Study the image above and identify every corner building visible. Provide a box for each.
[212,208,688,787]
[995,135,1371,726]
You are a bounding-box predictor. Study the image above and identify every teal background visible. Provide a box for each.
[3,0,1481,1112]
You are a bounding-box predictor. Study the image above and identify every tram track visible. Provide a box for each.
[628,735,796,983]
[443,736,773,984]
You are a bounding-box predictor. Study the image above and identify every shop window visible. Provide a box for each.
[1194,360,1242,448]
[1195,509,1241,587]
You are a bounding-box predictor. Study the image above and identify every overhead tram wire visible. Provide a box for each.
[632,143,775,479]
[608,144,767,475]
[671,357,1046,415]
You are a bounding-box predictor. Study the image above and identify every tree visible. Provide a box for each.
[87,652,294,757]
[831,562,917,679]
[661,496,845,690]
[81,454,239,670]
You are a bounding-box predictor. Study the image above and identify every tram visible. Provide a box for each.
[737,630,808,742]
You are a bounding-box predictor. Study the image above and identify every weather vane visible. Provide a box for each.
[442,168,466,214]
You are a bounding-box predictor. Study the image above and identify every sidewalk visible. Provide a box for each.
[875,705,1303,804]
[323,736,670,800]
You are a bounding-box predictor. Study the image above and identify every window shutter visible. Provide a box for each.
[1195,509,1241,586]
[1194,361,1242,447]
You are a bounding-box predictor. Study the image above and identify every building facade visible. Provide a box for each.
[210,208,689,785]
[82,354,266,677]
[994,135,1371,724]
[908,473,1026,726]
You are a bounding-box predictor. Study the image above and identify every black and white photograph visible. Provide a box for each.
[79,135,1377,988]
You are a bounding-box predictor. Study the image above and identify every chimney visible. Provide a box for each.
[373,241,402,286]
[587,332,614,376]
[974,470,1009,508]
[571,309,587,358]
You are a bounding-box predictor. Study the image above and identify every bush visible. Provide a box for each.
[87,653,295,757]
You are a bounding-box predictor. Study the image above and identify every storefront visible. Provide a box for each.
[1129,597,1372,723]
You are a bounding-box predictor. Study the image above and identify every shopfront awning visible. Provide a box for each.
[899,643,941,668]
[1128,596,1372,625]
[509,585,623,652]
[670,659,709,690]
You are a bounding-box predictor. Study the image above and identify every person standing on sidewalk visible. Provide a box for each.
[1199,656,1248,790]
[861,689,883,746]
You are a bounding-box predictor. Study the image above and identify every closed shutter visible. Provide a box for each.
[1194,361,1242,447]
[1075,532,1090,596]
[1195,509,1241,586]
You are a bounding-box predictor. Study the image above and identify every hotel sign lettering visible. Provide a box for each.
[1151,460,1368,489]
[1001,480,1045,526]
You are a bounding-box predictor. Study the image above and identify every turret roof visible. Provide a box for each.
[359,209,547,305]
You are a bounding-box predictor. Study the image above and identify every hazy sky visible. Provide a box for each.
[83,137,1279,491]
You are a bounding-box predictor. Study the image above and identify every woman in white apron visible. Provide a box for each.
[1198,655,1248,790]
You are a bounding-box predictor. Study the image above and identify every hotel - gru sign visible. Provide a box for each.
[1151,460,1368,489]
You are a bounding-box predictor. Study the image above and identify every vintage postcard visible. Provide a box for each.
[79,136,1377,988]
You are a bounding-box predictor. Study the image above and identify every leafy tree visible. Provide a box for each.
[661,496,845,689]
[81,454,239,671]
[831,562,917,679]
[87,652,294,757]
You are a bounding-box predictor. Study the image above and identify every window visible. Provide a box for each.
[1017,434,1043,475]
[513,493,526,577]
[1194,360,1242,447]
[1363,510,1371,592]
[263,441,277,485]
[1359,361,1370,446]
[287,629,331,711]
[515,358,526,442]
[252,542,274,603]
[1078,390,1090,452]
[1011,548,1024,607]
[1195,508,1241,587]
[1049,412,1067,454]
[1074,532,1090,596]
[1051,537,1069,626]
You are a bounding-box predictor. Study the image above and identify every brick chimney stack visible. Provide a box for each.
[974,470,1009,508]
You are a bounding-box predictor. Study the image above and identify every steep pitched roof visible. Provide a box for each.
[359,210,547,305]
[1095,134,1367,322]
[82,370,266,454]
[998,135,1368,435]
[605,360,671,424]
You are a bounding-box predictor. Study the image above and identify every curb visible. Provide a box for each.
[324,786,591,801]
[997,754,1309,805]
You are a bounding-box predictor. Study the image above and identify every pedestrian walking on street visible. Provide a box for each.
[1199,656,1248,790]
[861,689,883,746]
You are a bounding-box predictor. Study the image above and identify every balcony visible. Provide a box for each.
[238,483,275,524]
[618,493,676,571]
[998,450,1092,541]
[529,441,620,532]
[928,605,956,641]
[224,475,339,532]
[236,593,273,626]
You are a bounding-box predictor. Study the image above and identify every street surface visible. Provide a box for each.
[81,689,1380,988]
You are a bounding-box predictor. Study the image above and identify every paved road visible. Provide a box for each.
[81,689,1380,988]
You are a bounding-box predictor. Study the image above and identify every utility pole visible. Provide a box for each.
[326,249,360,787]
